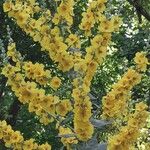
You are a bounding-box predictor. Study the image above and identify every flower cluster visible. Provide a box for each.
[79,0,107,35]
[73,92,94,141]
[56,99,72,117]
[72,35,111,140]
[3,0,122,73]
[98,15,122,33]
[134,51,149,72]
[58,126,78,149]
[7,42,62,89]
[102,68,142,119]
[3,0,75,72]
[102,51,149,119]
[71,0,122,140]
[2,64,52,125]
[0,120,51,150]
[7,42,22,63]
[23,61,62,89]
[65,34,81,49]
[3,0,143,149]
[52,0,75,26]
[2,63,72,125]
[108,102,149,150]
[86,33,111,64]
[79,0,122,36]
[23,61,51,86]
[72,47,108,140]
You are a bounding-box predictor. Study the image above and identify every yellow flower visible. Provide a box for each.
[28,102,42,113]
[95,46,107,62]
[109,135,124,146]
[74,61,87,72]
[65,14,73,25]
[98,19,114,33]
[7,42,16,51]
[98,14,106,22]
[57,3,69,16]
[74,98,92,122]
[79,21,93,32]
[38,142,51,150]
[57,54,74,72]
[23,139,35,150]
[3,1,13,12]
[82,11,94,21]
[98,34,110,47]
[50,76,61,90]
[56,0,74,26]
[0,120,51,148]
[134,51,149,72]
[39,114,53,125]
[1,64,20,77]
[10,131,23,144]
[72,88,82,100]
[59,126,78,146]
[87,60,98,73]
[135,102,148,111]
[18,82,36,104]
[111,16,122,31]
[74,121,94,141]
[52,13,60,25]
[108,102,149,149]
[91,35,103,48]
[41,95,58,115]
[97,0,107,4]
[66,34,78,46]
[72,78,80,87]
[102,66,143,119]
[16,11,29,26]
[128,118,138,128]
[7,42,22,62]
[56,100,72,116]
[96,2,106,13]
[28,0,36,5]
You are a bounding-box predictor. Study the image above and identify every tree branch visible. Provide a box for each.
[6,99,22,127]
[127,0,150,22]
